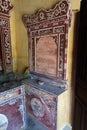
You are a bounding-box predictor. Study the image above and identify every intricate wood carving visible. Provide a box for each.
[23,0,72,80]
[0,0,13,73]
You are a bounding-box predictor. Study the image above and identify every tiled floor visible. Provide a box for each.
[22,113,49,130]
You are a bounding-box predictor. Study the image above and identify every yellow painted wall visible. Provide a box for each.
[10,0,81,129]
[10,0,17,72]
[58,11,79,129]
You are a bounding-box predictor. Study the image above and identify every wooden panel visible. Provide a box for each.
[74,1,87,130]
[73,99,82,130]
[84,110,87,130]
[76,0,87,82]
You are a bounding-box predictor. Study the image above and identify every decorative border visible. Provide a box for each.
[0,86,23,104]
[0,0,13,14]
[0,0,13,72]
[23,0,72,26]
[23,0,72,80]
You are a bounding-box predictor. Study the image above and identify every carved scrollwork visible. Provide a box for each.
[23,0,72,27]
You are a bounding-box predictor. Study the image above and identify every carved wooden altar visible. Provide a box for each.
[23,0,72,80]
[0,0,13,73]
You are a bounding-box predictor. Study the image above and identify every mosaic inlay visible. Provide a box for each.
[0,0,13,14]
[0,0,13,72]
[23,0,72,80]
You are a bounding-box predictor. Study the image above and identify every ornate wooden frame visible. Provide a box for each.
[23,0,72,80]
[0,0,13,73]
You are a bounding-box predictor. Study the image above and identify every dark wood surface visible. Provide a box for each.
[73,0,87,130]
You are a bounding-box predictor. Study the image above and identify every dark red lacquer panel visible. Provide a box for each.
[0,98,24,130]
[26,86,57,130]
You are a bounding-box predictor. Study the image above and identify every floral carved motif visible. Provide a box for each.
[4,29,11,64]
[23,0,72,27]
[0,0,13,72]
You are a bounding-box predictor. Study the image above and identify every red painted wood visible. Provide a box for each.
[0,98,24,130]
[0,0,13,72]
[26,86,57,130]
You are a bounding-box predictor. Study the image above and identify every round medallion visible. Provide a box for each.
[30,98,44,117]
